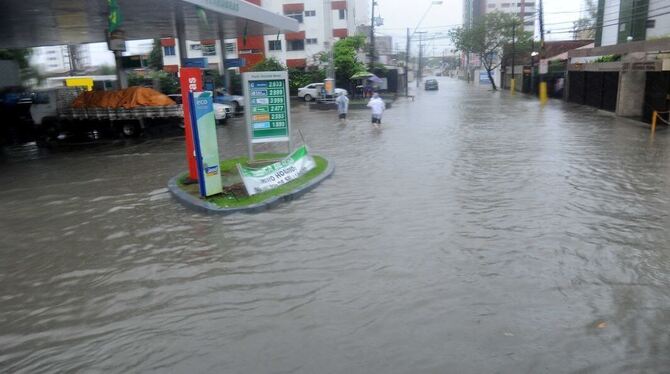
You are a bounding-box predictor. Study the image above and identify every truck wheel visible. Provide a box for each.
[37,119,59,146]
[303,94,312,102]
[121,123,140,138]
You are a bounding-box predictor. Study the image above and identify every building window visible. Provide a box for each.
[488,3,496,8]
[164,46,176,56]
[286,12,303,23]
[48,64,59,68]
[305,10,316,17]
[47,50,56,54]
[525,2,535,5]
[501,3,510,7]
[202,44,216,56]
[287,40,305,51]
[306,38,318,45]
[339,9,347,19]
[268,40,282,51]
[646,19,656,28]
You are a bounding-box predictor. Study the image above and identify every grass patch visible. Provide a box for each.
[177,153,328,208]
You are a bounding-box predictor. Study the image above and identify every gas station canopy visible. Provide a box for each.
[0,0,299,49]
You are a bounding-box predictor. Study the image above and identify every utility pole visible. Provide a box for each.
[369,0,376,71]
[510,21,516,95]
[416,32,426,87]
[538,0,547,103]
[324,0,335,81]
[405,27,410,96]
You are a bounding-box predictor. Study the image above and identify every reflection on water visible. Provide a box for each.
[1,79,669,373]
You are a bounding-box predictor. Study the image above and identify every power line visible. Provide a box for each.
[547,8,670,34]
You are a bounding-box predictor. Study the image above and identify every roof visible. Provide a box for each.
[0,0,299,49]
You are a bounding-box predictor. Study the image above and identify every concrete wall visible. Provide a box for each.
[616,70,646,117]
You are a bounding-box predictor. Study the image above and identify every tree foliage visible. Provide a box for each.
[572,0,597,40]
[148,39,164,70]
[333,35,366,87]
[449,11,531,90]
[288,68,325,95]
[250,57,286,71]
[0,48,43,85]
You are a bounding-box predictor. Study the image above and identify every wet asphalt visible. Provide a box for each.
[1,77,669,373]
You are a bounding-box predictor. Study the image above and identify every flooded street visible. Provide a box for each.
[1,77,669,373]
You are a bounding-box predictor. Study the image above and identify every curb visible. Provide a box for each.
[168,156,335,215]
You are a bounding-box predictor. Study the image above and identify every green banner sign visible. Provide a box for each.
[108,0,122,32]
[237,146,315,196]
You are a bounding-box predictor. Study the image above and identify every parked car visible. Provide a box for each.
[297,83,348,102]
[213,89,244,113]
[168,94,232,124]
[424,79,439,91]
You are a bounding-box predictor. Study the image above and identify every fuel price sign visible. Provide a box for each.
[242,71,291,149]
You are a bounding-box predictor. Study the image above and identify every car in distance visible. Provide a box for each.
[168,94,232,124]
[297,83,348,102]
[424,79,439,91]
[213,89,244,113]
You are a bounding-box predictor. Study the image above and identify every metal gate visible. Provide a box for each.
[643,72,670,123]
[568,71,618,112]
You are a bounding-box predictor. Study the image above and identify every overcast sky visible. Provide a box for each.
[89,0,588,65]
[376,0,588,56]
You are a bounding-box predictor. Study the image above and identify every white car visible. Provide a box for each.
[297,83,348,102]
[168,94,232,124]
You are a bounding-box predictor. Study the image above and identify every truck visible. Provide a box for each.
[30,87,183,142]
[29,86,230,143]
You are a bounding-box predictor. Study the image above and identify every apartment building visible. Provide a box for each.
[596,0,670,46]
[463,0,536,32]
[161,0,369,73]
[31,46,74,74]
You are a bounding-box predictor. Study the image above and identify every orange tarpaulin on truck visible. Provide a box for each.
[71,87,176,109]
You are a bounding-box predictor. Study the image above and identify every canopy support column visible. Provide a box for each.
[175,4,188,66]
[114,51,128,88]
[217,16,230,91]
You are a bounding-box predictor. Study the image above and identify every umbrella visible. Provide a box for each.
[367,75,383,83]
[350,71,374,79]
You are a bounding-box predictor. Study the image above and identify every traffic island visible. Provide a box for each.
[168,154,334,214]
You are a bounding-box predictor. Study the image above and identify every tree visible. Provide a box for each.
[250,57,286,71]
[572,0,598,40]
[0,48,43,85]
[148,39,164,70]
[449,11,530,90]
[332,35,366,87]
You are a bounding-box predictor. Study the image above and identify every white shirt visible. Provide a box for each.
[367,97,385,116]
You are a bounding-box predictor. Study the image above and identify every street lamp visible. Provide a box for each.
[412,1,443,88]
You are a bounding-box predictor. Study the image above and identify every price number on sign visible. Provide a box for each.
[269,105,284,112]
[268,81,284,88]
[269,97,284,104]
[270,113,286,120]
[268,89,284,96]
[273,121,287,128]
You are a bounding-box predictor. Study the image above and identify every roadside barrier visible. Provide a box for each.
[651,110,670,134]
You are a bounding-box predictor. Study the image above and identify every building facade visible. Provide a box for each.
[596,0,670,47]
[161,0,369,72]
[31,46,74,74]
[463,0,535,32]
